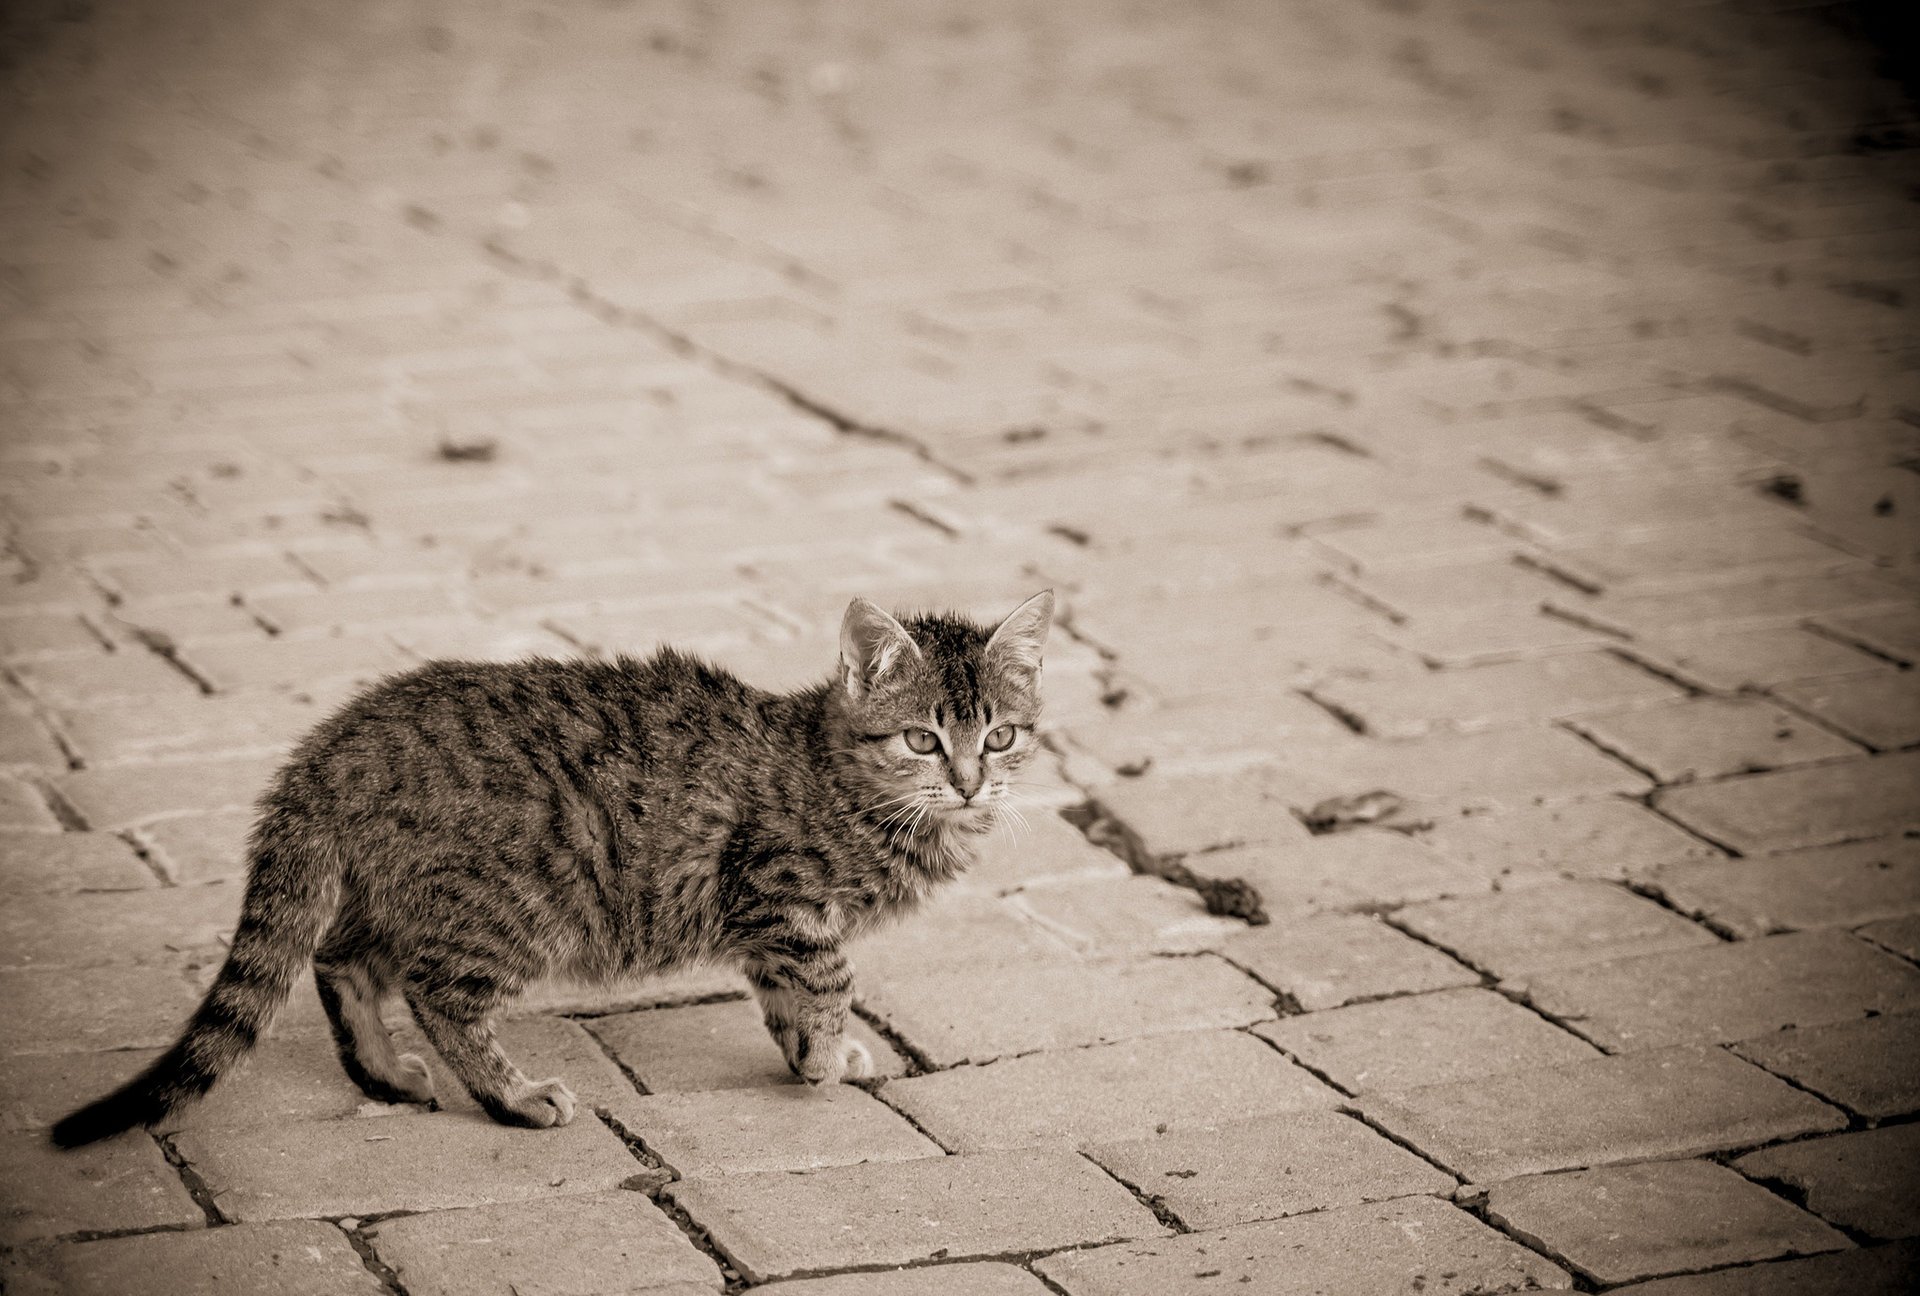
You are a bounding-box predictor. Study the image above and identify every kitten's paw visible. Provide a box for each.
[391,1053,436,1105]
[497,1077,577,1129]
[800,1036,872,1086]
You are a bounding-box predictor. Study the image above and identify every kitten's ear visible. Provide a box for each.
[986,589,1054,684]
[840,597,920,700]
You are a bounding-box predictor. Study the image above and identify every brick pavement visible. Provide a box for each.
[3,0,1919,1292]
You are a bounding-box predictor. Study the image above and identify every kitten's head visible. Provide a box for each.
[835,590,1054,834]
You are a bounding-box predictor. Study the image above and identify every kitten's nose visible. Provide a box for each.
[950,762,983,801]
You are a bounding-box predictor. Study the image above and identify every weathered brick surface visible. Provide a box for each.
[668,1150,1163,1282]
[367,1191,723,1295]
[1733,1013,1920,1121]
[1085,1109,1454,1230]
[1736,1125,1920,1241]
[1655,839,1920,938]
[1486,1159,1848,1286]
[586,998,905,1093]
[606,1085,943,1177]
[1656,751,1920,853]
[1032,1197,1570,1296]
[0,1130,204,1244]
[1362,1047,1846,1182]
[881,1031,1340,1153]
[1604,1242,1920,1295]
[1217,912,1480,1010]
[756,1265,1051,1296]
[1570,696,1861,784]
[859,956,1275,1066]
[1516,930,1920,1052]
[173,1112,644,1221]
[7,0,1920,1284]
[1255,988,1599,1092]
[5,1221,385,1296]
[1397,880,1718,978]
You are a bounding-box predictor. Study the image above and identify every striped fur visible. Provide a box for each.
[52,592,1051,1144]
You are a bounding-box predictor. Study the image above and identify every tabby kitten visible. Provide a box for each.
[53,591,1053,1147]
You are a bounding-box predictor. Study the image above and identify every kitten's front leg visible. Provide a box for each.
[746,945,872,1086]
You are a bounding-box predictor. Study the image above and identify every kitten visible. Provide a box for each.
[52,591,1053,1147]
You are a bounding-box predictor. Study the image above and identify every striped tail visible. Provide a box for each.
[51,831,340,1148]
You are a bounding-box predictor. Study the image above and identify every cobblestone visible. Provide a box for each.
[1515,929,1920,1052]
[668,1149,1162,1282]
[172,1111,644,1221]
[1398,880,1719,976]
[1732,1013,1920,1122]
[366,1191,723,1295]
[1085,1109,1454,1230]
[6,0,1920,1286]
[1255,987,1599,1092]
[1362,1047,1845,1182]
[1486,1159,1848,1286]
[881,1030,1340,1153]
[1031,1197,1569,1296]
[1737,1125,1920,1241]
[1655,839,1920,939]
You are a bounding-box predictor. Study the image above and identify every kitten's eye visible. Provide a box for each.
[983,724,1017,752]
[903,728,940,755]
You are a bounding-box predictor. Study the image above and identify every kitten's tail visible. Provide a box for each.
[50,824,342,1148]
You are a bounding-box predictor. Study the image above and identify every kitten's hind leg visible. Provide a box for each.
[748,947,872,1086]
[403,982,575,1129]
[314,941,435,1106]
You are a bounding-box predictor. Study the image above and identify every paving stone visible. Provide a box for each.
[1517,929,1920,1051]
[1413,798,1725,884]
[1571,696,1862,784]
[1737,1125,1920,1241]
[849,890,1079,985]
[587,998,905,1093]
[1857,914,1920,961]
[1311,652,1681,738]
[1031,1196,1570,1296]
[1256,988,1599,1092]
[1629,625,1893,692]
[0,830,154,895]
[1486,1159,1848,1286]
[178,633,412,694]
[1818,607,1920,665]
[0,777,61,831]
[1189,829,1491,916]
[1362,1047,1846,1182]
[1655,751,1920,853]
[1773,673,1920,752]
[1058,693,1351,776]
[127,810,253,883]
[0,1129,204,1244]
[1217,912,1480,1009]
[11,649,206,708]
[668,1149,1163,1282]
[960,809,1130,891]
[173,1110,644,1221]
[0,1050,160,1132]
[1284,724,1652,811]
[1655,839,1920,938]
[0,963,205,1054]
[1090,767,1315,856]
[1009,875,1249,954]
[0,883,240,969]
[605,1085,942,1176]
[860,956,1274,1066]
[756,1264,1051,1296]
[1085,1108,1455,1230]
[1570,572,1909,638]
[1397,880,1719,977]
[883,1030,1338,1152]
[6,1220,385,1296]
[1733,1013,1920,1121]
[53,757,272,831]
[1605,1241,1920,1295]
[367,1190,722,1296]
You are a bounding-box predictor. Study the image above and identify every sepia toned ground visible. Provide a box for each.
[3,0,1920,1291]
